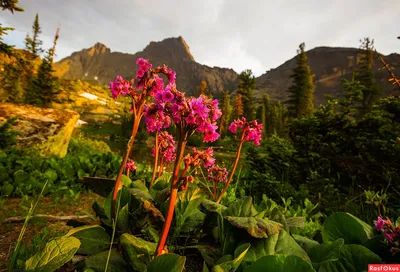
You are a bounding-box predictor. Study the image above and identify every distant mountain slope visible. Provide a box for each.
[255,47,400,105]
[54,36,239,97]
[54,37,399,104]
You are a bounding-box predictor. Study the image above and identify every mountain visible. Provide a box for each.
[255,47,400,105]
[54,37,239,96]
[54,37,400,104]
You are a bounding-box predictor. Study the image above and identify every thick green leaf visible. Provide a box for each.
[203,261,211,272]
[117,204,130,232]
[322,212,373,244]
[308,239,344,268]
[25,236,80,272]
[85,250,129,272]
[202,199,228,214]
[223,197,257,217]
[174,186,206,234]
[129,181,153,202]
[243,230,310,265]
[190,245,223,266]
[292,234,320,253]
[286,217,306,228]
[244,255,315,272]
[121,174,133,187]
[152,172,172,190]
[319,244,381,272]
[120,233,156,272]
[13,169,29,185]
[212,243,250,272]
[148,253,186,272]
[224,216,282,238]
[66,225,110,255]
[44,169,58,182]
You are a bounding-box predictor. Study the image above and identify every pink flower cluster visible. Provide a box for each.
[376,216,400,255]
[185,95,222,142]
[109,76,132,99]
[228,117,263,146]
[208,165,228,184]
[109,58,177,103]
[183,147,216,169]
[152,131,176,163]
[146,88,221,143]
[126,159,137,172]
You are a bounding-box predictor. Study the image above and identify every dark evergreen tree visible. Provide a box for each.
[0,0,23,13]
[25,28,60,106]
[219,90,232,135]
[0,0,23,55]
[286,43,315,118]
[25,13,43,58]
[262,94,272,136]
[237,69,256,119]
[355,38,381,111]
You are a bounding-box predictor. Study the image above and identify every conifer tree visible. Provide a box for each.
[219,90,232,135]
[196,80,209,96]
[25,28,60,106]
[286,43,315,118]
[237,69,256,119]
[232,94,244,119]
[262,94,272,136]
[355,37,381,111]
[25,13,43,58]
[0,0,23,55]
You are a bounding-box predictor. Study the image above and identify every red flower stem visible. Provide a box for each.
[158,159,165,178]
[155,127,187,256]
[212,180,217,200]
[215,131,246,204]
[111,104,143,219]
[149,132,159,187]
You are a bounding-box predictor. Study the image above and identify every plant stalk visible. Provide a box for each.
[155,127,187,256]
[215,137,244,204]
[150,132,159,187]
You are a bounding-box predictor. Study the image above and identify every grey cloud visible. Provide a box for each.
[2,0,399,76]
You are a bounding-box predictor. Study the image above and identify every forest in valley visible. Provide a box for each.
[1,0,400,271]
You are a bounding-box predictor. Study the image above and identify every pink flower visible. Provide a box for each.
[153,131,176,163]
[109,76,132,99]
[376,216,385,231]
[208,165,228,183]
[228,117,263,146]
[126,160,137,171]
[183,147,215,169]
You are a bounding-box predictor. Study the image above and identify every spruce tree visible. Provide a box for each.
[25,13,43,58]
[196,80,209,96]
[0,0,24,13]
[286,43,315,118]
[0,0,23,55]
[355,37,381,111]
[25,28,60,106]
[219,90,232,135]
[237,69,256,119]
[262,94,272,136]
[232,94,244,120]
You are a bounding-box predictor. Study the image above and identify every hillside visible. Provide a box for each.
[53,37,400,105]
[255,47,400,105]
[54,37,239,97]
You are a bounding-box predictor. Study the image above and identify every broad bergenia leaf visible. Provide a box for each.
[65,225,110,255]
[243,255,315,272]
[25,236,80,272]
[224,216,282,238]
[148,253,186,272]
[120,233,156,272]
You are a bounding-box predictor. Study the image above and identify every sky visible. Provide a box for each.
[2,0,399,77]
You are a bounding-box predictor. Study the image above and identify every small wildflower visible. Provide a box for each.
[126,160,137,171]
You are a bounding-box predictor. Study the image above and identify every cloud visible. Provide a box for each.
[2,0,399,76]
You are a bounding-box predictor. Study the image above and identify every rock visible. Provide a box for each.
[0,103,80,158]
